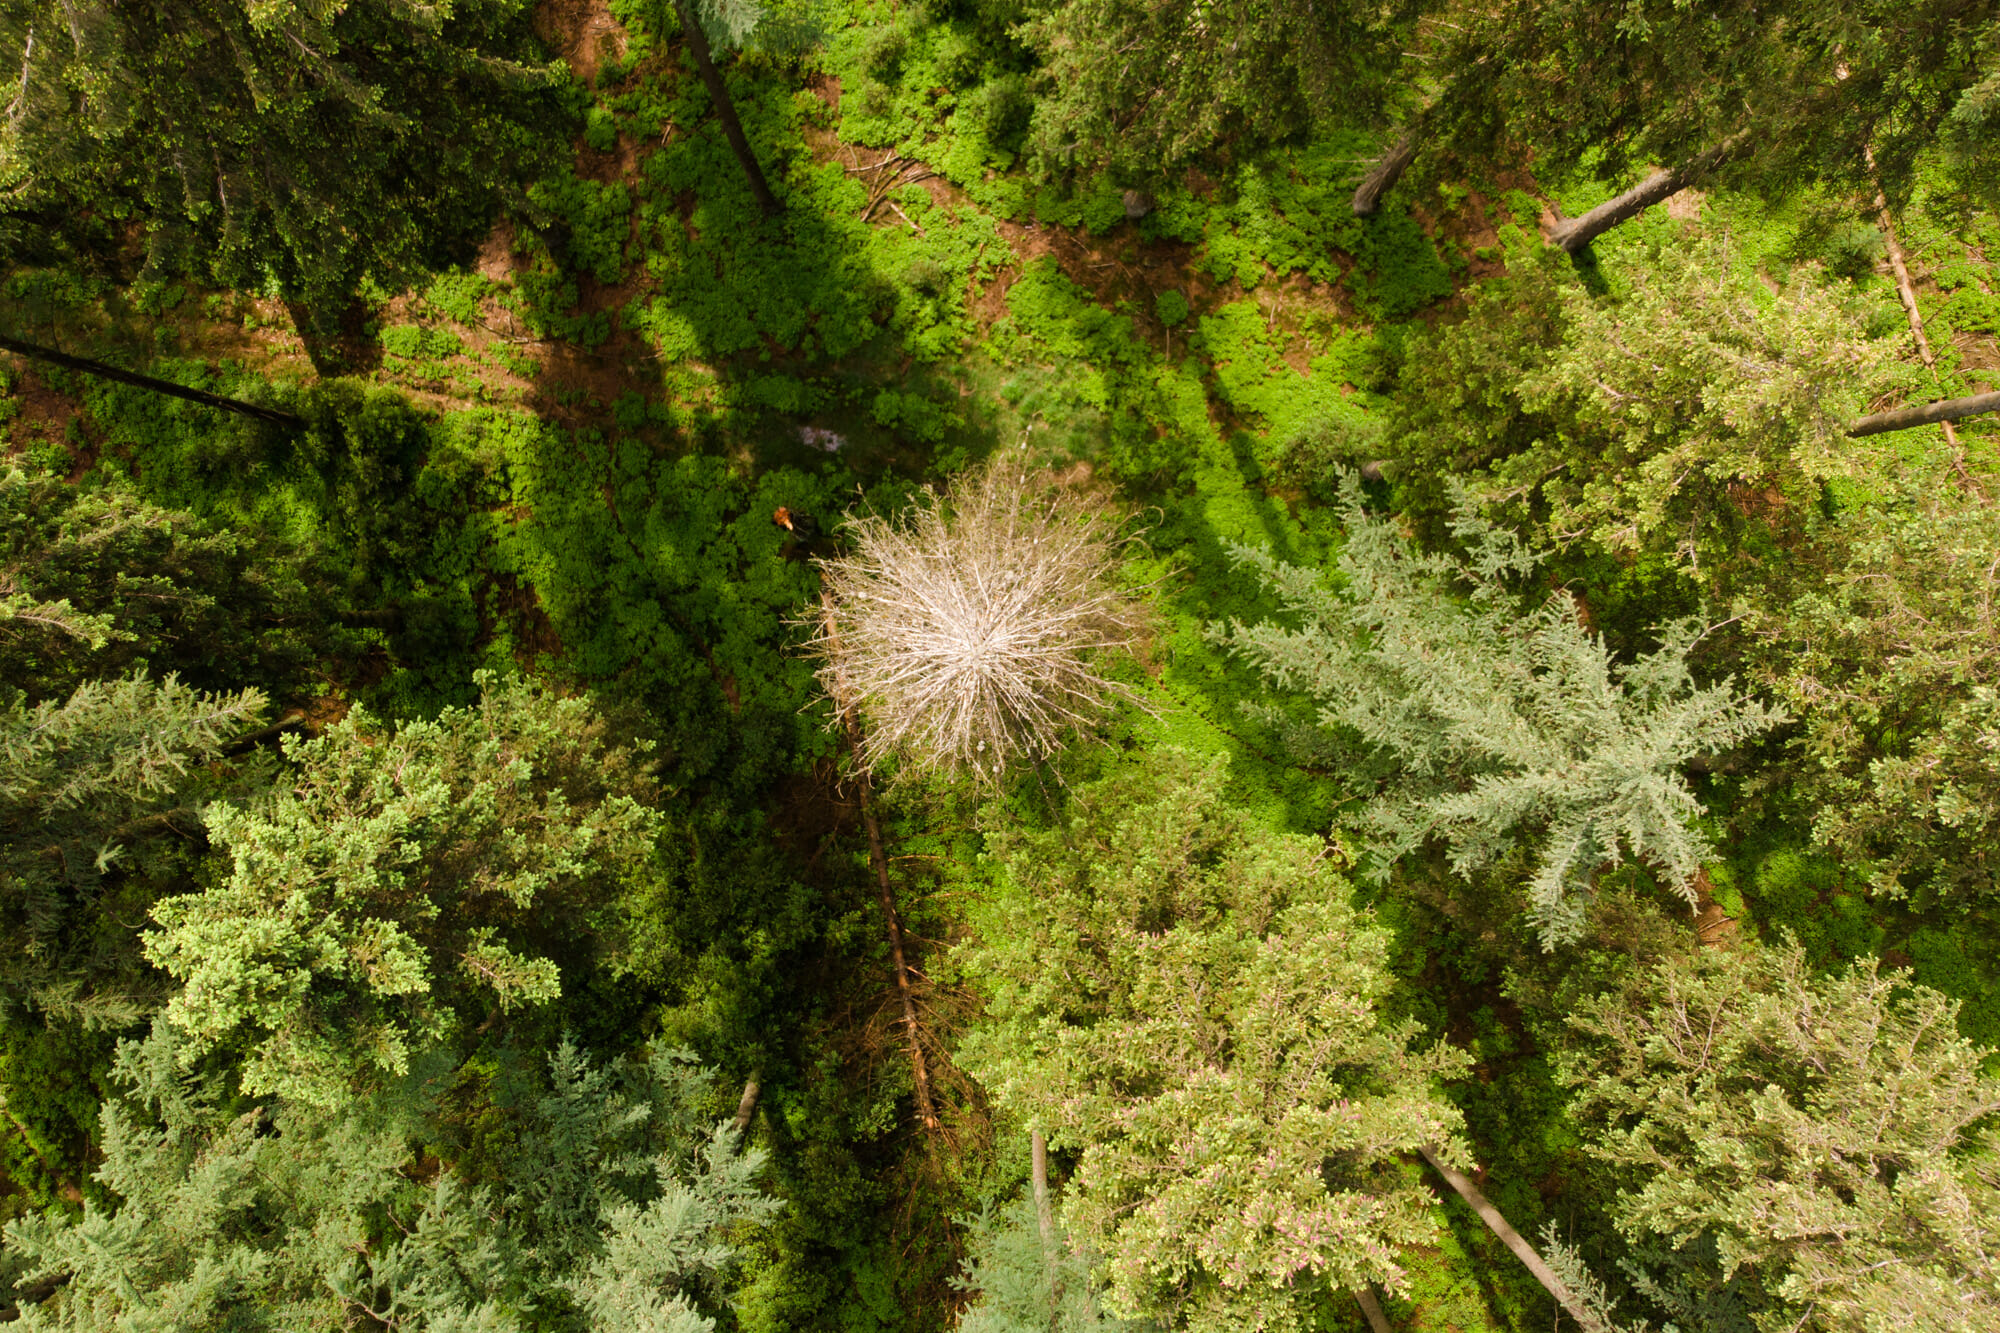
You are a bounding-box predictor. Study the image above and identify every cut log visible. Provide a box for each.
[1417,1144,1595,1327]
[1848,390,2000,438]
[1352,130,1419,218]
[0,331,303,427]
[1547,135,1745,254]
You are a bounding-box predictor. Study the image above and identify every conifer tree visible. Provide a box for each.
[1560,940,2000,1330]
[957,750,1469,1331]
[145,673,663,1107]
[1,673,267,1018]
[1,464,319,703]
[1015,0,1412,182]
[0,1024,780,1330]
[0,0,561,360]
[1222,475,1783,947]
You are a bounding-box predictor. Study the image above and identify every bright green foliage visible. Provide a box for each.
[0,465,316,702]
[1014,0,1407,181]
[1,1024,780,1331]
[1392,236,1908,570]
[957,750,1470,1331]
[954,1194,1150,1333]
[1758,466,2000,902]
[1561,940,2000,1330]
[0,0,562,348]
[146,673,662,1106]
[2,673,266,1015]
[1223,477,1784,947]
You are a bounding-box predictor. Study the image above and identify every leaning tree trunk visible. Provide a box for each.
[1849,390,2000,438]
[0,331,303,427]
[1352,128,1419,218]
[673,0,782,218]
[1546,134,1746,254]
[1355,1285,1395,1333]
[1416,1145,1596,1327]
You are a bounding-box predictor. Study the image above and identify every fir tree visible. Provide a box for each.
[1,1024,779,1331]
[1560,939,2000,1331]
[145,673,663,1106]
[1221,475,1783,947]
[956,750,1469,1332]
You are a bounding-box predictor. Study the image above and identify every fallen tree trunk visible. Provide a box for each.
[1848,390,2000,438]
[0,331,304,427]
[1417,1144,1594,1327]
[1352,129,1419,218]
[1547,135,1745,254]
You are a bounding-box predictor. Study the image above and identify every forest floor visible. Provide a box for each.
[7,0,2000,1325]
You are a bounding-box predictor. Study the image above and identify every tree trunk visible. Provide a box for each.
[1355,1285,1395,1333]
[853,765,939,1131]
[731,1072,761,1141]
[1866,144,1971,485]
[0,331,303,427]
[1031,1128,1064,1315]
[1416,1145,1595,1327]
[673,0,782,218]
[1546,134,1746,254]
[1848,390,2000,438]
[1352,129,1418,218]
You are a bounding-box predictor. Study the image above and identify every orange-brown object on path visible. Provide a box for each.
[773,507,821,542]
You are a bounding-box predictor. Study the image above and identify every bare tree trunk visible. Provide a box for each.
[1866,144,1971,486]
[818,594,937,1132]
[1031,1128,1064,1316]
[731,1072,761,1141]
[673,0,782,218]
[0,331,303,427]
[1416,1145,1594,1327]
[1849,390,2000,438]
[1355,1284,1395,1333]
[853,764,939,1131]
[1352,129,1418,218]
[1031,1129,1056,1249]
[1546,135,1745,254]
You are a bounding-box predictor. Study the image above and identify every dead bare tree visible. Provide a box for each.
[808,459,1146,784]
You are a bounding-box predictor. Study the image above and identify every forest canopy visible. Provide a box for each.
[2,0,1999,1328]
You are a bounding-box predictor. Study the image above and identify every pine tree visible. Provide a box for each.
[144,673,663,1107]
[1221,475,1783,947]
[956,750,1470,1332]
[1559,939,2000,1331]
[1,673,267,1016]
[1014,0,1410,182]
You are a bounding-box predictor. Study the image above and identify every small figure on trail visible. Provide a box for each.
[773,506,820,544]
